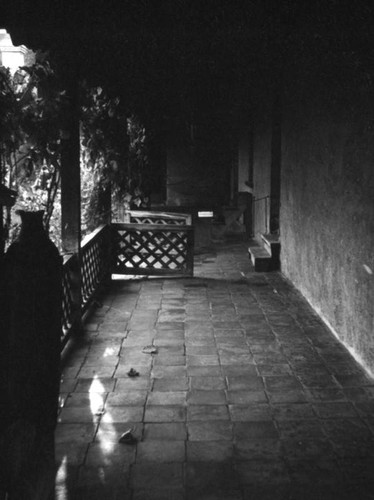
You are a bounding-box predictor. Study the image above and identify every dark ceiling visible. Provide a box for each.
[3,1,374,120]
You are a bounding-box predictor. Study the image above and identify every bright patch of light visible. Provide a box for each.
[363,264,373,275]
[55,456,68,500]
[89,376,105,393]
[100,411,113,424]
[0,29,29,74]
[89,375,115,455]
[103,347,116,357]
[98,466,106,483]
[89,376,105,415]
[89,391,104,415]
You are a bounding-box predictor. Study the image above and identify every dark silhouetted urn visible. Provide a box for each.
[0,210,62,498]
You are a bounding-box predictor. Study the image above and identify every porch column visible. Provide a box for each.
[97,182,112,225]
[60,69,82,330]
[238,121,254,236]
[270,83,282,234]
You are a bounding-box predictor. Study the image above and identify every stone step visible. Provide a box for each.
[248,234,280,272]
[261,233,281,260]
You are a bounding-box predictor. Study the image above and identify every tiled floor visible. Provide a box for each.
[56,242,374,499]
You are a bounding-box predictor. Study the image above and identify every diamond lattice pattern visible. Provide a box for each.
[114,228,189,272]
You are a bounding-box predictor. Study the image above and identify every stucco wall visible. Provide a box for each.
[281,82,374,375]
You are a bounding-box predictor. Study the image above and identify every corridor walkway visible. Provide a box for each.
[56,242,374,500]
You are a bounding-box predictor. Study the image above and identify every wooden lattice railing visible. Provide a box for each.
[61,212,194,347]
[61,224,111,347]
[111,222,194,276]
[124,209,192,226]
[81,224,111,313]
[61,254,76,346]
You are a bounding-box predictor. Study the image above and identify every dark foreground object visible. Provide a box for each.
[0,211,62,499]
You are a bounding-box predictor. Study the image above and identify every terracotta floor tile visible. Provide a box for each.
[106,390,148,406]
[187,389,227,405]
[187,441,233,462]
[130,463,183,489]
[101,405,144,423]
[55,423,98,444]
[187,421,232,441]
[52,241,374,498]
[95,422,143,443]
[147,391,187,406]
[152,377,189,391]
[136,440,185,463]
[144,405,186,423]
[190,376,227,391]
[143,422,187,440]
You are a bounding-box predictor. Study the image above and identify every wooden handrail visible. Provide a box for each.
[61,224,110,347]
[61,212,195,348]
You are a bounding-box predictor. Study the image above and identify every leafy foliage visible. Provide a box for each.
[0,60,65,248]
[80,86,150,234]
[0,57,151,249]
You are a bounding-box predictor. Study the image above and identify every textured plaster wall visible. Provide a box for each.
[281,82,374,375]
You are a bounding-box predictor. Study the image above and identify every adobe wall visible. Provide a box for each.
[280,75,374,375]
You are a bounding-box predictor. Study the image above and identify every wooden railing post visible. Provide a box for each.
[60,69,82,333]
